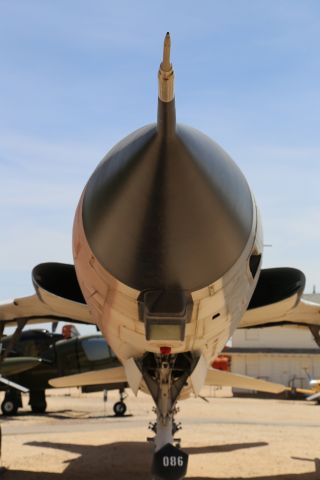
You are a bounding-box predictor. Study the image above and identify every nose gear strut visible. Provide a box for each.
[137,352,198,479]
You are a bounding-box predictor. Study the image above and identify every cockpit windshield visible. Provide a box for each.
[81,336,111,361]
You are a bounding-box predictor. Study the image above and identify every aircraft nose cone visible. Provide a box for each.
[81,123,254,292]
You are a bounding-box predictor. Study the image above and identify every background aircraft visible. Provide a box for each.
[305,380,320,403]
[1,34,320,479]
[0,328,127,416]
[295,370,320,403]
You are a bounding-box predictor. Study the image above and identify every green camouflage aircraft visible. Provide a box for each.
[0,329,127,416]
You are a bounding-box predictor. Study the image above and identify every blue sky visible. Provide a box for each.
[1,0,320,323]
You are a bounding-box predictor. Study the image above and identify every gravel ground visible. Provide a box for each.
[0,388,319,479]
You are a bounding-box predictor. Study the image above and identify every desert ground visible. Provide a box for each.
[0,387,320,479]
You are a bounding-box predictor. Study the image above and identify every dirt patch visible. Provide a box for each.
[1,389,320,479]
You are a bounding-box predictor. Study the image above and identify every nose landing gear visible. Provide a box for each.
[138,352,197,479]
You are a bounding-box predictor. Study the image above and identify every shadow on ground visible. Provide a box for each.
[2,440,319,480]
[1,410,133,421]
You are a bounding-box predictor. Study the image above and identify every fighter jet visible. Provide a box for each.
[1,33,320,479]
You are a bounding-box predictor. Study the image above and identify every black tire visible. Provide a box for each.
[1,399,18,416]
[113,401,127,416]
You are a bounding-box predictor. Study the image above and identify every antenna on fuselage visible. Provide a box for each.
[158,32,175,103]
[157,33,176,135]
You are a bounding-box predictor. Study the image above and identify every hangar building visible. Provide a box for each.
[230,293,320,392]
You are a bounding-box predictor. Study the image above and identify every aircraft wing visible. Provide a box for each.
[0,262,93,326]
[205,368,288,394]
[0,293,92,327]
[239,267,320,330]
[49,366,127,388]
[0,357,42,376]
[0,357,42,394]
[240,297,320,329]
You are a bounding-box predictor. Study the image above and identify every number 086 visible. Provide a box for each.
[163,456,184,467]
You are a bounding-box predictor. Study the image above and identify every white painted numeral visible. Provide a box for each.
[162,456,184,468]
[163,456,169,467]
[177,456,184,467]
